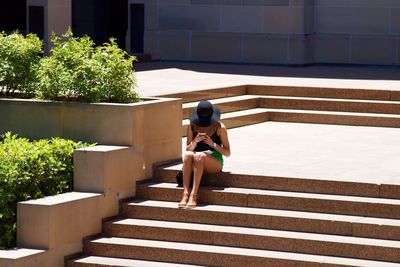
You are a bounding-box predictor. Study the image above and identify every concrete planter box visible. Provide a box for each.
[0,96,182,267]
[0,96,182,177]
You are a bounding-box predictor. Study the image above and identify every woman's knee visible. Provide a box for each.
[193,153,206,166]
[183,151,194,164]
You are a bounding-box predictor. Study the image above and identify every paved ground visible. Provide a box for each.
[135,62,400,97]
[183,122,400,185]
[135,61,400,185]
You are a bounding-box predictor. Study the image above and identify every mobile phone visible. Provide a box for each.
[198,133,207,137]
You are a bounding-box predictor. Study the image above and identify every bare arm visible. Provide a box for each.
[186,125,205,151]
[204,122,231,157]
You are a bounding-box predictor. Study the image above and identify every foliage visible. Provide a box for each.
[36,29,139,103]
[0,133,94,249]
[0,32,42,95]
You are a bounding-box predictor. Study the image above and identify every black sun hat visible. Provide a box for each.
[190,100,221,127]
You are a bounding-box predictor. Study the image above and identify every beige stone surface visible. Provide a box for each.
[191,32,242,62]
[17,192,104,249]
[243,34,289,64]
[314,34,350,63]
[134,62,400,97]
[316,7,390,34]
[217,122,400,185]
[73,146,142,198]
[351,35,398,65]
[0,249,45,267]
[158,31,191,60]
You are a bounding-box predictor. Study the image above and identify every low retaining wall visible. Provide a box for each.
[0,97,183,266]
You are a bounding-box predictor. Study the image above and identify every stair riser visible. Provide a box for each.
[84,242,322,267]
[104,223,400,263]
[162,85,247,103]
[269,112,400,128]
[259,98,400,115]
[183,111,400,137]
[183,98,259,119]
[182,112,269,137]
[248,85,396,101]
[123,204,400,240]
[123,204,350,238]
[136,186,400,219]
[154,169,384,199]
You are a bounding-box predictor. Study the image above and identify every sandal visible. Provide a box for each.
[178,192,190,208]
[186,193,198,209]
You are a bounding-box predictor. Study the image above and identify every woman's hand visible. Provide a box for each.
[194,133,206,144]
[203,135,214,147]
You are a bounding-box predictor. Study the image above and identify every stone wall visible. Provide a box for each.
[131,0,400,65]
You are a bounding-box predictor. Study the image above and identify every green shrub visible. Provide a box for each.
[0,32,42,95]
[0,132,94,249]
[36,29,139,103]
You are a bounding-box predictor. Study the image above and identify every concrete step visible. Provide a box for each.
[104,218,400,263]
[69,256,201,267]
[83,237,400,267]
[183,95,400,121]
[154,164,400,199]
[248,85,400,101]
[122,200,400,240]
[258,95,400,115]
[136,182,400,219]
[182,108,400,136]
[162,85,399,103]
[182,95,258,119]
[182,108,269,136]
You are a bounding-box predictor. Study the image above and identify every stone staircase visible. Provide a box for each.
[69,85,400,266]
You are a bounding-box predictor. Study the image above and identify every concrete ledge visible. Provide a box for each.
[74,146,141,199]
[0,249,46,267]
[17,192,104,250]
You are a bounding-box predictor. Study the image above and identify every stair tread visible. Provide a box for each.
[184,95,400,108]
[108,218,400,248]
[183,95,257,109]
[126,200,400,227]
[182,108,400,125]
[88,237,400,267]
[72,256,200,266]
[142,182,400,205]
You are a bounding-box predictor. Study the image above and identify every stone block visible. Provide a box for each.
[351,35,398,65]
[17,192,104,249]
[290,0,314,6]
[316,0,400,7]
[316,7,390,34]
[143,30,159,58]
[73,146,141,198]
[390,8,400,34]
[243,33,289,64]
[0,249,45,267]
[0,100,61,140]
[263,6,313,34]
[220,5,263,33]
[314,34,350,63]
[245,0,289,6]
[191,32,242,62]
[61,103,134,145]
[158,5,219,31]
[144,4,158,30]
[158,31,191,60]
[288,34,314,64]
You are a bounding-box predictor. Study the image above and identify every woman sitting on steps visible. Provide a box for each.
[179,100,231,209]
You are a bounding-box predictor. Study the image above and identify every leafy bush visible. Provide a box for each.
[0,133,94,249]
[36,29,139,103]
[0,32,42,95]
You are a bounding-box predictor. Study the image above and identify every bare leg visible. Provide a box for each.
[187,153,222,208]
[179,151,194,207]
